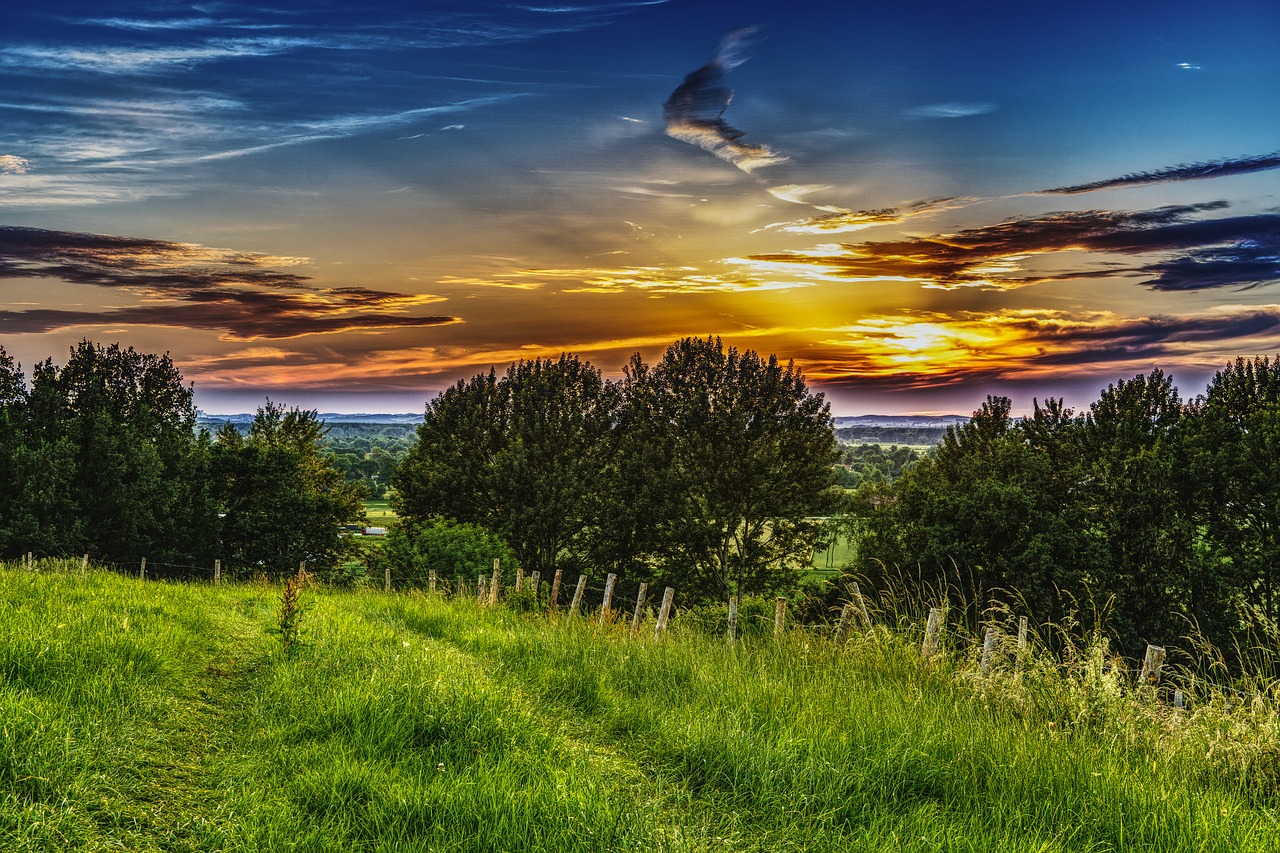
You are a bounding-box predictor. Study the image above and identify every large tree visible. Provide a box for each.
[1192,356,1280,627]
[620,337,840,602]
[214,402,366,574]
[1,341,217,565]
[393,354,620,577]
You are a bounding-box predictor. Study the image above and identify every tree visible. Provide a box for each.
[619,337,839,602]
[1192,357,1280,629]
[394,355,620,578]
[856,395,1105,627]
[1,341,217,564]
[1078,369,1199,650]
[214,402,366,574]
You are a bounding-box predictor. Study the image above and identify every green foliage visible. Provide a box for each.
[616,337,841,601]
[213,401,367,576]
[384,516,517,589]
[833,443,923,488]
[0,341,218,565]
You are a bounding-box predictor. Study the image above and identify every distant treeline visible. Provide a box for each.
[835,426,949,446]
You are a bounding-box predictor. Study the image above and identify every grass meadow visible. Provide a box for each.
[1,561,1278,851]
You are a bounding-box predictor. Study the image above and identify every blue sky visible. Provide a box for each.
[3,0,1279,414]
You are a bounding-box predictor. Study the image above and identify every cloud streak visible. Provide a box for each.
[0,227,459,340]
[748,203,1280,291]
[1038,152,1280,195]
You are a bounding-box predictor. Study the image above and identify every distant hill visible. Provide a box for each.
[197,411,424,429]
[832,414,967,447]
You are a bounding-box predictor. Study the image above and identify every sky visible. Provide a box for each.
[2,0,1279,416]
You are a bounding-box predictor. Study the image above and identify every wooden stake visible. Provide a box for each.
[476,574,485,603]
[569,575,587,616]
[488,560,500,607]
[851,581,872,628]
[515,566,524,593]
[549,568,563,612]
[655,587,675,637]
[385,564,392,594]
[81,554,88,576]
[727,595,739,641]
[599,573,617,626]
[981,626,998,674]
[631,583,648,634]
[1016,616,1029,667]
[922,607,944,660]
[774,596,787,638]
[530,571,541,605]
[1139,644,1166,692]
[835,602,854,645]
[429,569,437,593]
[140,557,146,580]
[214,559,221,586]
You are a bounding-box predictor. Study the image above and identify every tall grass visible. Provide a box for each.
[1,561,1278,851]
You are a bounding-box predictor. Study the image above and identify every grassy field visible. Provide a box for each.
[363,499,398,526]
[2,562,1278,851]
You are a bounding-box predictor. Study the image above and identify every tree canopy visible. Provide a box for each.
[393,339,839,602]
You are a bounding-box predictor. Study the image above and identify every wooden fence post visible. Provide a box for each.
[515,566,524,593]
[981,626,998,674]
[599,573,617,626]
[385,564,391,594]
[429,570,437,593]
[727,595,739,642]
[631,583,648,634]
[851,581,872,628]
[476,574,485,603]
[922,607,944,660]
[549,569,564,612]
[140,557,146,580]
[569,575,587,617]
[214,559,221,586]
[774,596,787,638]
[488,560,500,607]
[530,571,541,605]
[1139,644,1166,697]
[655,587,675,638]
[81,554,88,576]
[835,602,854,645]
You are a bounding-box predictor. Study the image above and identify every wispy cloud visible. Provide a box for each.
[0,38,316,74]
[663,27,787,174]
[902,102,997,119]
[1038,152,1280,195]
[0,227,459,340]
[748,202,1280,291]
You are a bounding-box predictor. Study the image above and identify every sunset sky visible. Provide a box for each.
[3,0,1280,415]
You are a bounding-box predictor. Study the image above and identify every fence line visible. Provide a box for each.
[5,552,1266,709]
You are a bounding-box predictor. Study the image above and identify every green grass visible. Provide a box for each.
[364,499,398,526]
[2,561,1278,851]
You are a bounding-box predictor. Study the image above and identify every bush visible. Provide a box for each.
[384,517,519,590]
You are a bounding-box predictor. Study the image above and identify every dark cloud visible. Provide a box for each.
[1038,152,1280,195]
[749,203,1280,291]
[0,226,459,339]
[663,27,786,174]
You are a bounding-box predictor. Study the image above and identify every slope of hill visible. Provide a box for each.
[2,565,1275,852]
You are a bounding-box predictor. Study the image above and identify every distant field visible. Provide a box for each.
[363,499,398,526]
[2,564,1277,851]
